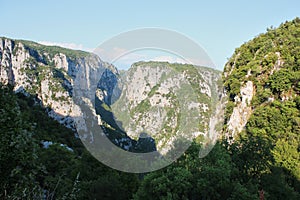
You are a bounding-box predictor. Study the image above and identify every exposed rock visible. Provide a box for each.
[0,37,113,131]
[0,37,224,155]
[226,81,254,137]
[98,61,223,154]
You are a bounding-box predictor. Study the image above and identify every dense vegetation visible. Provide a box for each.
[222,18,300,198]
[0,84,139,199]
[224,18,300,103]
[1,86,299,199]
[1,18,300,199]
[133,18,300,200]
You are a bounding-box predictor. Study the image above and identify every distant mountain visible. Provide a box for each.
[1,17,300,199]
[0,37,223,155]
[0,37,114,128]
[96,61,223,154]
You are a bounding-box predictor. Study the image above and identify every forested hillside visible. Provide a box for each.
[224,17,300,181]
[0,85,139,199]
[1,18,300,199]
[135,17,300,200]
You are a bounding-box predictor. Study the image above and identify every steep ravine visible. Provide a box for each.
[0,37,224,155]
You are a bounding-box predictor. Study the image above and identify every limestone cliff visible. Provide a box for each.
[0,37,224,154]
[0,37,115,129]
[97,61,223,154]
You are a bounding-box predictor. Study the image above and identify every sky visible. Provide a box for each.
[1,0,299,70]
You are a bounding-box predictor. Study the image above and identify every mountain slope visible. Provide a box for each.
[0,37,115,129]
[1,18,300,199]
[223,18,300,179]
[96,61,223,154]
[134,18,300,200]
[0,83,140,199]
[0,37,142,152]
[0,37,224,155]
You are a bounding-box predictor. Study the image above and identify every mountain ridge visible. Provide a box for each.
[96,61,223,154]
[0,36,224,155]
[1,17,300,199]
[0,36,115,129]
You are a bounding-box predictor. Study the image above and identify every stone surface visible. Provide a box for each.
[0,37,113,131]
[0,37,224,154]
[226,81,254,136]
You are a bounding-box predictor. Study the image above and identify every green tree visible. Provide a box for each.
[0,84,43,199]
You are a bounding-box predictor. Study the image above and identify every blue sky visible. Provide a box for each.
[1,0,299,70]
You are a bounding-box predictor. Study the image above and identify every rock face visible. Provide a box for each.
[226,81,254,136]
[223,50,286,138]
[0,37,224,154]
[0,37,114,130]
[224,52,285,138]
[97,61,223,154]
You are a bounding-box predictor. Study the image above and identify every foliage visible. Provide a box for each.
[0,84,139,199]
[1,18,300,199]
[224,17,300,102]
[222,17,300,199]
[0,84,43,199]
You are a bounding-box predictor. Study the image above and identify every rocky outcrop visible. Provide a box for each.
[223,19,291,139]
[98,61,223,154]
[0,37,224,154]
[0,37,114,130]
[226,81,254,136]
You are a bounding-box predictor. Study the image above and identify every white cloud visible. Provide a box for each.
[150,55,191,64]
[38,41,93,52]
[93,46,216,70]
